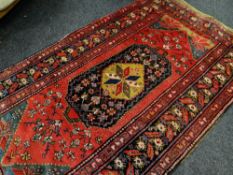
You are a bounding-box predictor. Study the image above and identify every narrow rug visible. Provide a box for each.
[0,0,232,174]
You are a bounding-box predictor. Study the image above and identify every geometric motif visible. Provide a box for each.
[66,45,171,128]
[102,63,144,100]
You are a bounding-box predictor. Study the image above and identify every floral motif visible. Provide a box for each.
[66,45,171,128]
[101,51,233,174]
[0,4,153,100]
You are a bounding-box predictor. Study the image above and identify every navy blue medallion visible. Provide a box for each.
[66,45,171,128]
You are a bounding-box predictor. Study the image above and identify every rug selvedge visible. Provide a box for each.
[0,0,232,175]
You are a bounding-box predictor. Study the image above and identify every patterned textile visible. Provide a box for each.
[0,0,232,174]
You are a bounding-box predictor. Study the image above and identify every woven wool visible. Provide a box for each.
[0,0,232,174]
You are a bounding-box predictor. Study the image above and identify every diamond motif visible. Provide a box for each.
[102,63,144,100]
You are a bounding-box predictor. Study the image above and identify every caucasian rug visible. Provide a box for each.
[0,0,232,174]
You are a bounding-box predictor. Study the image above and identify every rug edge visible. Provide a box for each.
[174,0,233,35]
[164,94,233,175]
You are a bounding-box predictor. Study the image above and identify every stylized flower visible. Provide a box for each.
[188,89,198,99]
[125,55,132,61]
[21,151,31,161]
[143,59,150,66]
[61,56,68,62]
[152,138,164,150]
[100,29,106,34]
[67,151,76,160]
[24,140,30,148]
[91,96,100,105]
[29,68,36,75]
[115,21,120,26]
[46,57,55,64]
[173,37,179,43]
[54,150,64,161]
[107,108,116,116]
[35,121,45,131]
[84,143,93,150]
[13,137,21,146]
[136,139,147,151]
[79,46,85,52]
[148,75,156,82]
[163,44,171,50]
[67,48,74,53]
[99,113,108,122]
[84,130,91,138]
[133,156,145,169]
[74,85,83,92]
[126,19,132,25]
[172,107,182,117]
[140,11,146,17]
[108,101,114,107]
[101,104,108,110]
[44,99,51,106]
[56,92,62,98]
[115,102,124,110]
[89,74,98,81]
[181,56,188,63]
[33,133,42,141]
[71,94,79,102]
[155,71,162,77]
[155,123,166,133]
[47,90,54,96]
[91,82,97,88]
[191,16,197,22]
[216,74,226,85]
[87,113,96,122]
[216,63,225,72]
[93,37,101,43]
[176,44,182,49]
[54,120,62,127]
[81,79,90,87]
[42,68,49,74]
[70,139,80,148]
[83,39,89,45]
[72,128,80,135]
[114,157,125,169]
[20,78,28,85]
[44,136,53,143]
[129,12,136,18]
[112,28,118,33]
[203,76,212,86]
[188,104,198,113]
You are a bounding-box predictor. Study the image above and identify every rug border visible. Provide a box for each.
[0,1,233,174]
[0,0,146,76]
[159,1,233,173]
[173,0,233,35]
[0,0,233,77]
[164,87,233,175]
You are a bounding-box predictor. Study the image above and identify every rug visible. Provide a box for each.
[0,0,232,174]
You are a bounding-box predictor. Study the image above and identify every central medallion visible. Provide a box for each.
[101,63,144,100]
[66,45,171,128]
